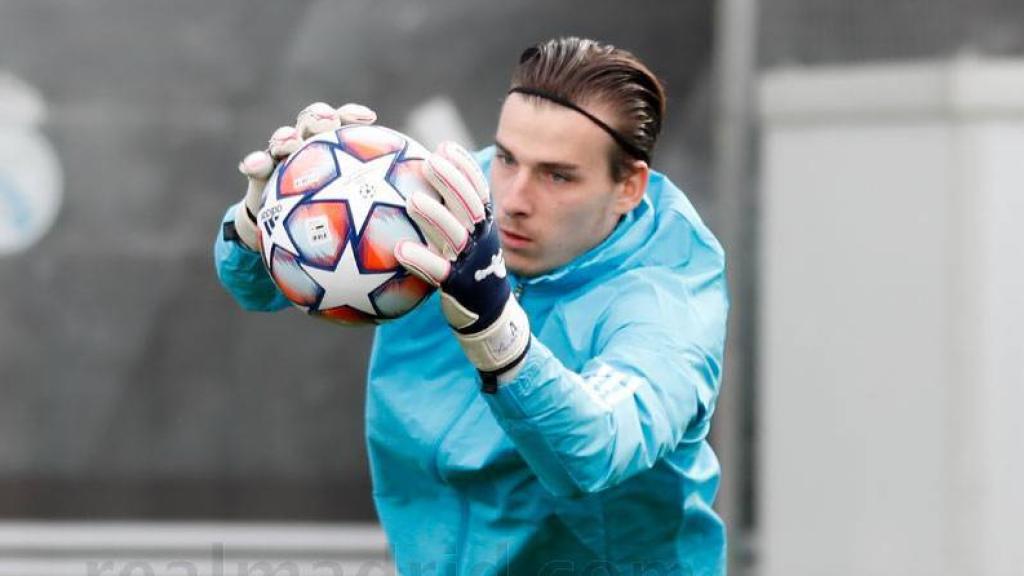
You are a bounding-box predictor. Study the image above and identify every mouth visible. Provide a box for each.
[499,227,532,249]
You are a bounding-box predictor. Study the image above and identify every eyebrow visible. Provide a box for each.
[494,140,581,173]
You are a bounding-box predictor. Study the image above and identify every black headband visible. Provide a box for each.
[507,86,650,164]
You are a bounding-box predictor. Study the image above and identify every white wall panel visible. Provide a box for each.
[760,59,1024,576]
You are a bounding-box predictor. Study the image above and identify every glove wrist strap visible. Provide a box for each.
[232,202,261,251]
[455,296,531,375]
[478,341,530,394]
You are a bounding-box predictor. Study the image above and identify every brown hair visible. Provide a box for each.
[510,37,667,181]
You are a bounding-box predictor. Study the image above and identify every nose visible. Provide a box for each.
[496,167,533,219]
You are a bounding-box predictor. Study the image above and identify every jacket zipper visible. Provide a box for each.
[513,281,526,301]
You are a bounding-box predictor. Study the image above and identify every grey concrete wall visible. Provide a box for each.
[760,0,1024,67]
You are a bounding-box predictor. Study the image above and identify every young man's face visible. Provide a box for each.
[490,94,646,278]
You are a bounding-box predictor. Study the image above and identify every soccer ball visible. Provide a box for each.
[256,125,437,325]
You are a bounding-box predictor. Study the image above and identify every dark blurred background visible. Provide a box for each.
[0,0,714,521]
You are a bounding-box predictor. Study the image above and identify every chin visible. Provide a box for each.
[505,255,540,278]
[505,260,529,277]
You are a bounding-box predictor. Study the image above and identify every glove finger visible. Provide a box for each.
[236,150,272,179]
[394,240,450,287]
[406,191,469,260]
[437,141,490,205]
[336,103,378,126]
[268,125,302,159]
[296,102,342,139]
[238,150,275,212]
[238,150,275,181]
[426,151,486,230]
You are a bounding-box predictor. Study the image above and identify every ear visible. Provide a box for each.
[613,160,649,215]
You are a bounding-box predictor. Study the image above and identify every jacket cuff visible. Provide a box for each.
[481,341,553,421]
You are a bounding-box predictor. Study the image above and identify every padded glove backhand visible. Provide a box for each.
[232,102,377,250]
[395,142,531,387]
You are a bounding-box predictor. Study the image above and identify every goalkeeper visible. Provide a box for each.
[215,37,729,576]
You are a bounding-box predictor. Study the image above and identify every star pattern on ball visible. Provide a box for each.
[311,150,406,233]
[300,242,395,315]
[260,193,306,266]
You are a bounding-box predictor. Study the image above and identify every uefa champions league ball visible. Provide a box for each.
[256,125,438,325]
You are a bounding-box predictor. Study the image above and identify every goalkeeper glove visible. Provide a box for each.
[232,102,377,250]
[395,142,531,391]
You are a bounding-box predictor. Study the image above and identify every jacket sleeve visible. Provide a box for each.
[213,203,291,312]
[482,264,728,497]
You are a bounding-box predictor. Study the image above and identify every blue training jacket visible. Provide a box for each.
[214,148,729,575]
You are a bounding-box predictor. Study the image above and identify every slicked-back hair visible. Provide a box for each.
[510,37,667,182]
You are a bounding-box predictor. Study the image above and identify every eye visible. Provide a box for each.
[549,171,573,184]
[496,151,516,166]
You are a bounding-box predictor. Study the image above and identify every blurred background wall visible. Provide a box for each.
[0,0,719,574]
[0,0,713,520]
[761,58,1024,576]
[756,2,1024,576]
[1,0,1024,575]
